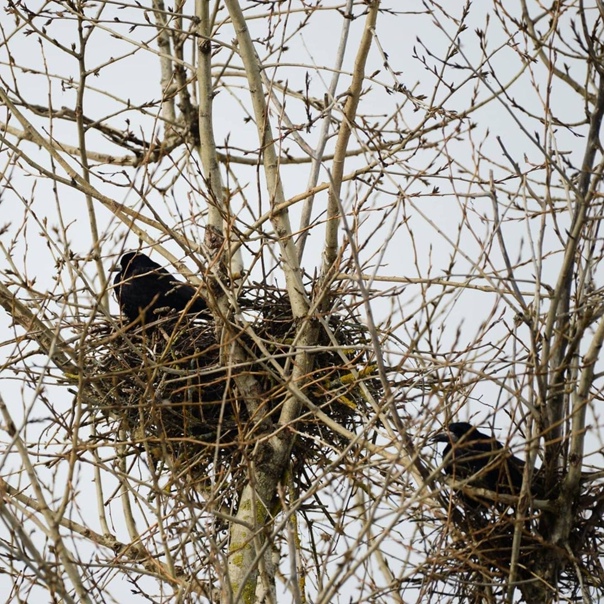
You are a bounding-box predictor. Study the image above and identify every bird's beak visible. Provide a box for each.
[431,431,450,444]
[109,263,121,273]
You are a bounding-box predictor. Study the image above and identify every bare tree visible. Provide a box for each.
[0,1,604,602]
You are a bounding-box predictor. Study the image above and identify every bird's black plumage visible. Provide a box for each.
[432,422,526,496]
[113,252,207,324]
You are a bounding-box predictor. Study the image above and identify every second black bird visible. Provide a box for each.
[432,422,526,496]
[113,251,207,324]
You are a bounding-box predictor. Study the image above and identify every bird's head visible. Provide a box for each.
[122,251,152,269]
[432,422,476,445]
[112,252,157,276]
[119,251,138,269]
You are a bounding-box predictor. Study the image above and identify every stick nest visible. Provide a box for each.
[419,478,604,602]
[83,285,381,499]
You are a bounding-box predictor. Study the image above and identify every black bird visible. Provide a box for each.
[113,252,207,324]
[432,422,526,497]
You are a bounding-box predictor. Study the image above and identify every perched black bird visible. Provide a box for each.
[432,422,526,497]
[113,252,207,324]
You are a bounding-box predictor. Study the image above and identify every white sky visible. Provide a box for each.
[0,1,601,601]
